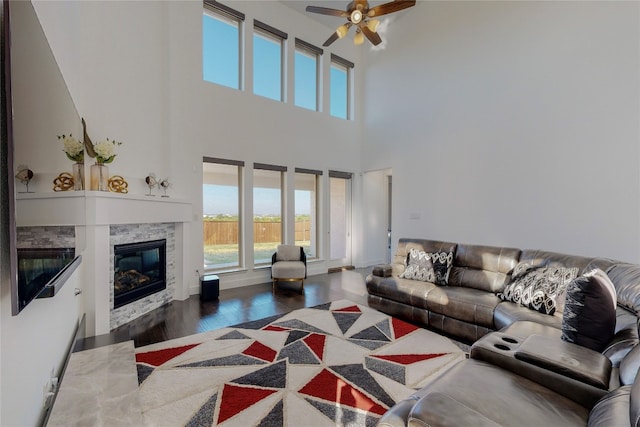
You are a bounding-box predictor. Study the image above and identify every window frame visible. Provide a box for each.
[202,1,245,90]
[202,157,244,271]
[294,38,323,112]
[294,168,322,260]
[253,20,288,102]
[330,53,354,120]
[252,163,287,265]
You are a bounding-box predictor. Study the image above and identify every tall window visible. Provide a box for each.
[294,39,322,111]
[202,1,245,90]
[203,158,243,270]
[253,164,286,264]
[295,169,321,258]
[330,54,354,120]
[253,20,287,101]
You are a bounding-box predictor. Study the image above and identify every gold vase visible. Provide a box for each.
[72,162,84,191]
[90,163,109,191]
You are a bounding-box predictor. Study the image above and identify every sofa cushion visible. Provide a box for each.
[619,342,640,386]
[449,244,521,293]
[425,286,500,328]
[518,249,604,276]
[407,360,590,426]
[606,262,640,315]
[587,385,632,427]
[498,264,578,315]
[400,248,436,282]
[366,275,436,310]
[562,269,617,352]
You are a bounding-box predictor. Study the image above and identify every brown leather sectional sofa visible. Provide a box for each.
[366,238,640,426]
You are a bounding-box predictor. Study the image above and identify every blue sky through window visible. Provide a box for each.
[203,13,239,89]
[203,8,351,118]
[253,32,281,100]
[295,50,317,110]
[330,65,347,119]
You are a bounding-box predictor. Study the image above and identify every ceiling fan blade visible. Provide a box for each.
[306,6,348,18]
[367,0,416,17]
[323,22,352,46]
[323,31,340,47]
[359,23,382,46]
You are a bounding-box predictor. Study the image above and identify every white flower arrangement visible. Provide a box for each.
[92,138,121,164]
[58,134,84,163]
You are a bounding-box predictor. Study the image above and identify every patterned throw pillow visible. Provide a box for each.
[498,263,578,315]
[400,249,436,282]
[561,269,617,352]
[430,251,454,286]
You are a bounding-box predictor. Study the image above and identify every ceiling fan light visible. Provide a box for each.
[350,10,363,24]
[354,31,365,45]
[336,24,349,39]
[366,19,380,32]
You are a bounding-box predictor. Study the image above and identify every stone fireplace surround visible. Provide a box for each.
[110,223,175,330]
[16,191,192,336]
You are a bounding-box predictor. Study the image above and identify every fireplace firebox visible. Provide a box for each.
[113,239,166,309]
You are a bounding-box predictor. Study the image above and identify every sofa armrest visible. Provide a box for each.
[372,264,393,278]
[515,335,612,389]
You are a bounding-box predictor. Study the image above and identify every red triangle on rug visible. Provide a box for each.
[218,383,278,424]
[303,333,326,361]
[333,305,361,313]
[298,369,387,415]
[263,325,289,332]
[370,353,449,365]
[135,343,200,367]
[391,317,419,339]
[242,340,277,362]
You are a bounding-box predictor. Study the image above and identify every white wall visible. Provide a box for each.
[1,2,82,426]
[362,1,640,262]
[31,0,366,297]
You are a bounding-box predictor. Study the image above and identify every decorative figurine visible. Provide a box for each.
[145,173,158,196]
[15,165,34,193]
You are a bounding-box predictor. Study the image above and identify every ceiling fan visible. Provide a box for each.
[306,0,416,47]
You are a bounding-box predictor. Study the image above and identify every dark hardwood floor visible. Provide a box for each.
[112,267,372,348]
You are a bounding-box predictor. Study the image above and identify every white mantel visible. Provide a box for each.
[16,191,192,226]
[16,191,193,336]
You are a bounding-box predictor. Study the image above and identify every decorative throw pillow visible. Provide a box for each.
[429,251,454,286]
[498,263,578,315]
[561,269,617,352]
[400,248,436,282]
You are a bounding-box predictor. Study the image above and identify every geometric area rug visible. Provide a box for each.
[135,300,465,426]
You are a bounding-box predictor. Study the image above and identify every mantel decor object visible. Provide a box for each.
[53,172,74,191]
[108,175,128,193]
[90,163,109,191]
[81,118,122,191]
[72,163,84,190]
[145,173,158,196]
[15,165,34,193]
[58,134,84,190]
[159,178,171,198]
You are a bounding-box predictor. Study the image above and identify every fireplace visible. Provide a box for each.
[113,239,166,309]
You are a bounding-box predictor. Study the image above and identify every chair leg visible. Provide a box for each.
[272,279,276,293]
[299,279,304,294]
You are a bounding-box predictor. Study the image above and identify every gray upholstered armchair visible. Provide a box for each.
[271,244,307,293]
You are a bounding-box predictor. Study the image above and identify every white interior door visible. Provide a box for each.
[328,172,352,269]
